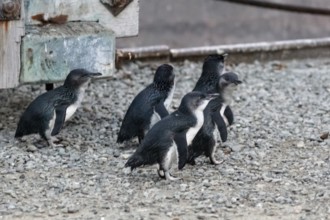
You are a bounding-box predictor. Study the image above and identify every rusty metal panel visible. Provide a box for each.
[0,0,21,20]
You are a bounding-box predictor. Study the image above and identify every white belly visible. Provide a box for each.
[48,111,56,131]
[219,104,229,126]
[65,104,79,121]
[150,111,161,128]
[149,85,175,129]
[213,127,219,142]
[163,141,179,170]
[186,110,204,145]
[65,88,85,121]
[164,85,175,109]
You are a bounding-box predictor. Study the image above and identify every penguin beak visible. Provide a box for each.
[205,93,219,100]
[86,72,102,77]
[234,80,242,85]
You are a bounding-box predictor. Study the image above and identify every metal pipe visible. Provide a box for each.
[215,0,330,16]
[116,37,330,63]
[116,45,170,60]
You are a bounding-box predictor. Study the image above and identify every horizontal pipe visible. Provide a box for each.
[170,38,330,58]
[116,37,330,63]
[116,45,169,60]
[215,0,330,16]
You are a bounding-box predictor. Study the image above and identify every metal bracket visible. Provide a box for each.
[100,0,133,17]
[0,0,21,20]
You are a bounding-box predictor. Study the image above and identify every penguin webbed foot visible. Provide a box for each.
[157,169,166,179]
[209,155,224,165]
[164,171,181,181]
[51,136,62,143]
[187,158,197,166]
[48,137,64,148]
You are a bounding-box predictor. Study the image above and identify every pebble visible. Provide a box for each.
[113,151,120,158]
[229,144,243,152]
[320,132,329,140]
[58,147,66,156]
[296,141,305,148]
[27,144,38,152]
[48,210,58,217]
[8,204,16,210]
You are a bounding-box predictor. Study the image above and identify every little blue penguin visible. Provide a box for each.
[188,71,242,165]
[192,53,227,93]
[117,64,175,144]
[15,69,102,147]
[125,92,218,181]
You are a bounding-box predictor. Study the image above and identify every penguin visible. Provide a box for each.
[192,53,227,93]
[188,71,242,165]
[117,64,175,144]
[15,69,102,147]
[125,92,218,180]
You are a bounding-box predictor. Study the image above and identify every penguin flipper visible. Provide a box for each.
[224,105,234,126]
[51,105,68,136]
[212,111,228,142]
[174,132,188,170]
[155,101,169,118]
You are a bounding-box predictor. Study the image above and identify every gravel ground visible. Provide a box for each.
[0,58,329,220]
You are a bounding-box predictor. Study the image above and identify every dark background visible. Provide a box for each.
[117,0,330,48]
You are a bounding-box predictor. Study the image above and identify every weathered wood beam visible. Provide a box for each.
[0,0,24,89]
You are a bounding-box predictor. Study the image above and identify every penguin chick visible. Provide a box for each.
[188,71,242,165]
[192,53,227,93]
[117,64,175,144]
[125,92,218,181]
[15,69,102,147]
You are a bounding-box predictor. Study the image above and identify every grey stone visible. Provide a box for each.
[48,210,58,217]
[27,144,38,152]
[229,144,243,152]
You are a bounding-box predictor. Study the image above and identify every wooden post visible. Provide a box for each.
[0,0,24,89]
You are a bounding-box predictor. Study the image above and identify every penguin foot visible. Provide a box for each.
[210,156,224,165]
[49,142,64,148]
[164,171,180,181]
[51,136,61,143]
[157,170,165,179]
[187,158,196,166]
[48,137,64,147]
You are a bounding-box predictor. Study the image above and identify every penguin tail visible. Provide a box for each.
[14,126,25,138]
[14,130,23,138]
[117,129,131,143]
[125,153,145,170]
[116,135,125,144]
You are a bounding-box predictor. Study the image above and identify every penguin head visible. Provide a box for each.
[218,71,242,101]
[153,64,175,88]
[202,53,227,75]
[219,71,242,89]
[64,69,102,89]
[179,92,218,114]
